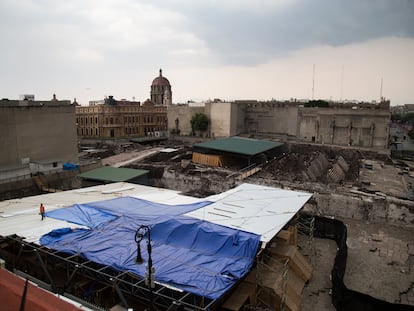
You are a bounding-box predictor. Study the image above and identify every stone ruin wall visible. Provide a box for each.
[160,169,414,229]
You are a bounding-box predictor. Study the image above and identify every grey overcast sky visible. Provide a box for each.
[0,0,413,105]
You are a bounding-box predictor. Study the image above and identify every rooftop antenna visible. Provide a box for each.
[380,77,383,101]
[340,65,344,101]
[312,64,315,100]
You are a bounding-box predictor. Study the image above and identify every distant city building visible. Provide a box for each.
[89,100,105,106]
[76,70,170,139]
[19,94,35,101]
[0,96,78,179]
[168,99,391,149]
[151,69,172,106]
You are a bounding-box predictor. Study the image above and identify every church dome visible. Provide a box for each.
[151,69,170,87]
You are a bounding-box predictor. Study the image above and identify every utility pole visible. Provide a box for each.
[312,64,315,100]
[380,77,383,101]
[340,65,344,101]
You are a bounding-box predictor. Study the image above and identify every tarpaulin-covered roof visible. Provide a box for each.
[193,136,283,156]
[0,183,205,244]
[40,197,260,299]
[78,166,149,182]
[62,162,78,171]
[186,183,312,244]
[0,182,311,301]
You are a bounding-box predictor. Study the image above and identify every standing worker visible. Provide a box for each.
[40,203,45,221]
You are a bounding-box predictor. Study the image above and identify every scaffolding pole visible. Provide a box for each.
[295,214,315,262]
[251,251,289,311]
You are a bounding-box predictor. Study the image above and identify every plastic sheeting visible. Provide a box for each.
[40,197,260,299]
[44,196,211,228]
[63,163,78,170]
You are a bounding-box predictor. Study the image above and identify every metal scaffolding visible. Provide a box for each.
[248,252,290,311]
[0,234,217,311]
[295,213,316,262]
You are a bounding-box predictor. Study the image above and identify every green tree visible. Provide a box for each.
[190,113,209,135]
[304,100,330,108]
[392,112,414,123]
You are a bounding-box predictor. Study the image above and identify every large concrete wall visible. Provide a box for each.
[206,102,241,137]
[169,102,246,138]
[243,101,299,136]
[167,100,390,149]
[160,169,414,229]
[0,103,78,168]
[298,108,390,148]
[0,107,19,166]
[167,105,205,136]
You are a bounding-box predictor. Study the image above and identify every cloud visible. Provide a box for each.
[146,0,414,65]
[0,0,412,105]
[1,0,412,68]
[0,0,206,67]
[171,37,414,105]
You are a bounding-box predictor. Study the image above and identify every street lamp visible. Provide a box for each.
[135,225,155,310]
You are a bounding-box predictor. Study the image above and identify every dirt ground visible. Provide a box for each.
[299,217,414,310]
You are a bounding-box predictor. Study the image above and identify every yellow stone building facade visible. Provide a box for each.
[76,71,169,139]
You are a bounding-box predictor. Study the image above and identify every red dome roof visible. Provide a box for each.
[151,69,170,87]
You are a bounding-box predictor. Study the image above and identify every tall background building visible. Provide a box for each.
[76,70,170,139]
[150,69,172,106]
[0,95,78,179]
[168,99,391,149]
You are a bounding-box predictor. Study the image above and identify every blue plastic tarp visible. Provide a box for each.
[63,163,78,170]
[41,197,260,299]
[45,196,210,228]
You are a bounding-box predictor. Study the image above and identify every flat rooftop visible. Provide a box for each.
[78,166,149,182]
[193,136,283,156]
[0,182,311,303]
[0,182,310,245]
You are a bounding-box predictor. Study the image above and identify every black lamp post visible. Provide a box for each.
[135,225,154,310]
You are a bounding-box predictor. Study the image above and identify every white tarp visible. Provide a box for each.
[0,182,311,246]
[186,183,312,244]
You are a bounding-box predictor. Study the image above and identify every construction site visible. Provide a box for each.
[0,136,414,311]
